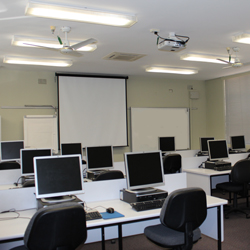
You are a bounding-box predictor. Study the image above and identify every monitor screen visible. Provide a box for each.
[200,137,214,152]
[208,140,229,161]
[230,135,246,150]
[124,151,165,191]
[86,146,113,171]
[61,143,82,155]
[21,148,52,176]
[0,140,24,161]
[34,155,84,199]
[159,137,175,152]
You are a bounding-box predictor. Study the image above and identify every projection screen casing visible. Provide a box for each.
[57,75,128,148]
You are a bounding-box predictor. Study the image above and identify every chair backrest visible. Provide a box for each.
[160,187,207,232]
[24,202,87,250]
[163,154,182,174]
[231,159,250,184]
[0,161,20,170]
[94,170,124,181]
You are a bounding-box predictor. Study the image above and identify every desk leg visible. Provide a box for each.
[217,206,221,250]
[101,227,105,250]
[118,224,123,250]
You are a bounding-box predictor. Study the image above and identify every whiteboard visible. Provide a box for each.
[23,115,58,153]
[131,108,190,152]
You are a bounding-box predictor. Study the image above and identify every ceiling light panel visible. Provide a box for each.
[146,66,198,75]
[12,35,97,51]
[25,1,137,27]
[3,56,72,67]
[180,53,233,64]
[232,33,250,44]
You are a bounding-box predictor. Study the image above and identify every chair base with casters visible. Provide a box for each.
[216,182,250,219]
[144,187,207,250]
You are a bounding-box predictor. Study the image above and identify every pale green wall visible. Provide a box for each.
[205,78,226,139]
[0,69,57,140]
[0,69,207,161]
[205,71,250,142]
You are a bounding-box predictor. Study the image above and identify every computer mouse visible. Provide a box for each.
[106,207,114,213]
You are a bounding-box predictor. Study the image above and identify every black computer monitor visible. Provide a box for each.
[34,155,84,202]
[86,146,113,171]
[200,137,214,153]
[124,150,165,192]
[159,137,175,152]
[21,148,52,176]
[208,139,229,161]
[0,140,24,161]
[230,135,246,151]
[61,143,82,155]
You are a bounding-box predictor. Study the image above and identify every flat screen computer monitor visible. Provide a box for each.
[0,140,24,161]
[159,137,175,152]
[86,146,113,171]
[34,154,84,202]
[124,150,165,192]
[61,143,82,156]
[208,139,229,161]
[200,137,214,153]
[230,135,246,151]
[21,148,52,176]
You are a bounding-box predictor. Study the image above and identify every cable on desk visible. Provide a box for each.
[0,208,32,221]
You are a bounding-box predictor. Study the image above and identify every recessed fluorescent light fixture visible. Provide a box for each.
[146,66,198,75]
[180,53,233,64]
[3,56,72,67]
[232,33,250,44]
[25,1,137,27]
[12,35,97,52]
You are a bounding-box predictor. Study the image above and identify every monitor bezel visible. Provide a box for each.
[86,145,114,171]
[158,136,175,153]
[208,139,229,161]
[60,142,82,156]
[199,137,215,153]
[34,154,84,199]
[230,135,246,151]
[0,140,24,162]
[20,148,52,176]
[124,150,165,191]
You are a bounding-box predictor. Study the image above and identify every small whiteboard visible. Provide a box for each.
[131,107,190,152]
[23,115,58,153]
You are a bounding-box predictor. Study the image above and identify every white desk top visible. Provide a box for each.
[0,195,227,242]
[183,168,231,176]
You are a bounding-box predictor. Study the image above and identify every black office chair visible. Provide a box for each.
[10,202,87,250]
[0,161,20,170]
[216,159,250,219]
[163,153,182,174]
[94,170,124,181]
[144,187,207,250]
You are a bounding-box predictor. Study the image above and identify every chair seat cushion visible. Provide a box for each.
[216,182,243,192]
[144,224,201,248]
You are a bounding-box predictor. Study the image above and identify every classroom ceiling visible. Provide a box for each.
[1,0,250,80]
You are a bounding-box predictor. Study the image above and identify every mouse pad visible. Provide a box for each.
[100,211,124,220]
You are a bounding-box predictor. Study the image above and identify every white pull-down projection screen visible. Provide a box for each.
[57,74,128,148]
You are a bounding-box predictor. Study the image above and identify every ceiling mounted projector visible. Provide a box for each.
[153,31,189,52]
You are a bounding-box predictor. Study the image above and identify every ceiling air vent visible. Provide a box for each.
[103,52,146,62]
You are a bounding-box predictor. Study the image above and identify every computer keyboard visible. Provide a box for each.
[130,198,166,212]
[85,210,102,221]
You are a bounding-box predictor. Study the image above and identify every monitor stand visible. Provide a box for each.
[41,195,76,204]
[125,187,157,194]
